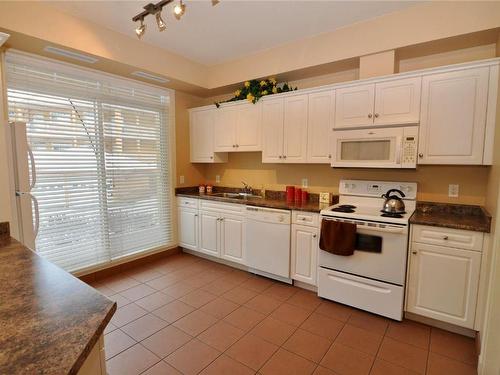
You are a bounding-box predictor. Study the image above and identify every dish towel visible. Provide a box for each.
[319,219,356,256]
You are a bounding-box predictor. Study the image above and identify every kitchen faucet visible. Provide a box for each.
[241,181,253,194]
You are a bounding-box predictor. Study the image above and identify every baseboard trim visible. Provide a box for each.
[404,311,477,338]
[78,246,181,283]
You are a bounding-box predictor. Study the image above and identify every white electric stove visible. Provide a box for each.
[318,179,417,321]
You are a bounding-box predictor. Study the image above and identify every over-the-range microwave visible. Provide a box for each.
[331,126,418,168]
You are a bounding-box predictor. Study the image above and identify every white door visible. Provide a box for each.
[220,214,246,264]
[198,210,220,257]
[214,106,238,152]
[334,84,375,129]
[291,224,318,285]
[190,109,216,162]
[407,242,481,328]
[307,91,334,163]
[374,77,421,126]
[262,98,284,163]
[283,94,308,163]
[418,67,489,165]
[177,207,199,251]
[236,103,262,151]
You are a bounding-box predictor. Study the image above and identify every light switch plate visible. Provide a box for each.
[302,178,308,188]
[319,192,331,204]
[448,184,459,198]
[179,175,185,184]
[215,175,221,183]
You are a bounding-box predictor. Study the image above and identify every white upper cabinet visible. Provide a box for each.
[335,84,375,129]
[262,95,308,163]
[262,98,285,163]
[335,78,421,129]
[307,91,334,163]
[190,109,228,163]
[374,77,421,125]
[214,103,262,152]
[283,95,308,163]
[418,67,490,165]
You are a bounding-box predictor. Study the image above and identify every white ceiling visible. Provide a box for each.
[48,1,419,66]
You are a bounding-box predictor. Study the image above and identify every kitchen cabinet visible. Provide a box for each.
[307,90,334,163]
[418,67,489,165]
[214,103,262,152]
[220,213,246,264]
[77,336,106,375]
[189,108,228,163]
[407,224,483,329]
[291,224,318,286]
[178,207,199,251]
[199,210,220,257]
[262,95,308,163]
[334,77,421,129]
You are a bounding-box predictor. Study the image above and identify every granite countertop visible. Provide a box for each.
[410,201,492,233]
[0,231,116,374]
[176,187,337,213]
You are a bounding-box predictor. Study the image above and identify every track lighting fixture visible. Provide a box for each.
[173,0,186,20]
[156,11,167,31]
[135,18,146,39]
[133,0,220,37]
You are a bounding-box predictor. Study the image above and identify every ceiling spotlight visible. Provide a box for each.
[211,0,219,6]
[156,11,167,31]
[135,18,146,38]
[173,1,186,20]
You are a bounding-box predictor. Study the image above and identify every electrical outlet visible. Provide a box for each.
[215,175,220,183]
[448,184,459,198]
[302,178,308,188]
[179,175,185,184]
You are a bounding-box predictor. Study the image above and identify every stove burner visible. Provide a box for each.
[381,212,404,218]
[331,204,356,213]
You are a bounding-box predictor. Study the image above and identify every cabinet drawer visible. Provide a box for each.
[177,197,199,209]
[412,224,483,251]
[292,211,319,227]
[200,200,245,214]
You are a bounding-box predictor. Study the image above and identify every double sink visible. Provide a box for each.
[211,192,262,200]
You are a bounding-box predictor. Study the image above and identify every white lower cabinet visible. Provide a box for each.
[178,207,199,251]
[407,240,481,329]
[220,213,246,264]
[77,335,106,375]
[199,211,220,257]
[291,224,318,286]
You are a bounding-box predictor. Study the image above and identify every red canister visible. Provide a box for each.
[286,186,295,201]
[295,188,302,203]
[301,190,308,202]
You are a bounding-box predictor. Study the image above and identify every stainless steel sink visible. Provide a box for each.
[211,192,262,199]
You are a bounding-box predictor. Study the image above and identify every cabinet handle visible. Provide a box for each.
[236,144,239,147]
[232,144,236,148]
[328,154,332,159]
[283,155,287,159]
[194,214,198,217]
[412,251,417,255]
[374,113,379,118]
[443,236,449,240]
[418,153,423,158]
[220,218,224,221]
[368,113,373,119]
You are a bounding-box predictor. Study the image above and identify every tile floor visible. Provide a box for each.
[88,252,478,375]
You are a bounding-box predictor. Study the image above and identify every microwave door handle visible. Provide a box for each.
[396,138,402,165]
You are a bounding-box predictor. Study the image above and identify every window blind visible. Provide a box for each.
[6,52,173,272]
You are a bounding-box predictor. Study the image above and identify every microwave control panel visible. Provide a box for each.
[401,127,418,168]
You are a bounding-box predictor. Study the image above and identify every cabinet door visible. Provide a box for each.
[334,84,375,129]
[407,242,480,328]
[198,211,220,257]
[220,214,246,264]
[190,109,215,162]
[374,77,421,126]
[291,224,318,286]
[262,98,284,163]
[283,94,308,163]
[214,106,237,152]
[178,208,199,251]
[307,91,334,163]
[236,103,262,151]
[418,67,489,165]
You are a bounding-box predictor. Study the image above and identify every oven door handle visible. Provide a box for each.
[321,218,406,234]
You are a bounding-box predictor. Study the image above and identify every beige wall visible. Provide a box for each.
[175,91,206,187]
[479,34,500,375]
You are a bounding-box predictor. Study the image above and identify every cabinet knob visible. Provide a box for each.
[374,113,379,118]
[232,144,236,148]
[313,234,317,238]
[194,214,198,217]
[418,153,423,158]
[412,251,417,255]
[236,144,239,147]
[443,236,449,240]
[210,156,213,159]
[328,154,332,159]
[368,113,373,119]
[283,155,287,159]
[279,155,282,159]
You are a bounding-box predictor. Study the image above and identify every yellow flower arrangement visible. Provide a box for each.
[269,77,277,85]
[272,86,278,94]
[261,90,268,95]
[244,81,250,88]
[259,80,266,87]
[234,89,241,97]
[246,93,255,102]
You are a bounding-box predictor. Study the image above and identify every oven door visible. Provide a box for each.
[331,127,412,168]
[318,217,408,285]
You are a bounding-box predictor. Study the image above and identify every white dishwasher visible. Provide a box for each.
[245,206,291,283]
